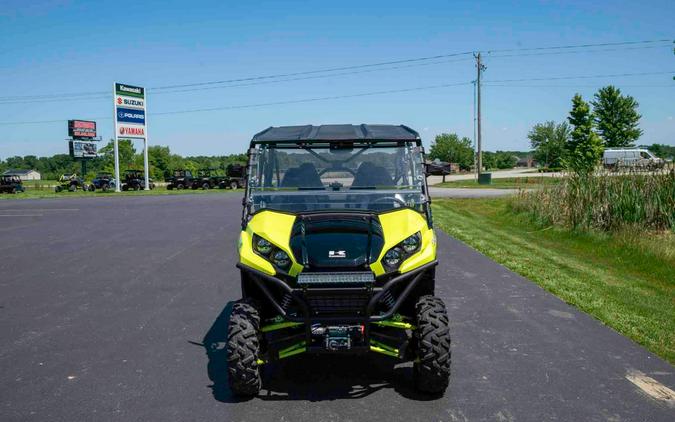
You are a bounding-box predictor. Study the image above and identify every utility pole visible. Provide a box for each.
[474,52,486,177]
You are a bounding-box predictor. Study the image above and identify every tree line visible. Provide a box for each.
[427,133,525,171]
[427,85,672,174]
[528,85,665,173]
[0,139,247,180]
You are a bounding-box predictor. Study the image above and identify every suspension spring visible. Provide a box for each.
[380,290,396,310]
[280,293,293,311]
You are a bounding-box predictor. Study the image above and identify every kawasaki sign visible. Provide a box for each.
[113,82,149,191]
[115,83,144,98]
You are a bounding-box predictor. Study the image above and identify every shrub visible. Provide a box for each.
[511,168,675,232]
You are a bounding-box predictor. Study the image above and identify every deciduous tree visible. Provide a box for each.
[591,85,642,147]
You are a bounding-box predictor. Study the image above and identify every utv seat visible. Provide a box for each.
[351,162,393,188]
[349,162,394,209]
[278,163,325,211]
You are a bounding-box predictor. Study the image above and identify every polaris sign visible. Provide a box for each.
[113,82,149,192]
[116,107,145,124]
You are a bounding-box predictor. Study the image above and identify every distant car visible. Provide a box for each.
[0,175,25,194]
[89,172,115,192]
[55,174,88,192]
[425,160,453,176]
[603,148,664,170]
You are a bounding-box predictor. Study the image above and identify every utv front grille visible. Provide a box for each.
[304,288,371,316]
[297,271,374,285]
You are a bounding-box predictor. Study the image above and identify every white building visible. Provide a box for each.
[2,169,41,180]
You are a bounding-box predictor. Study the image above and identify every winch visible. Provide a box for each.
[311,324,364,351]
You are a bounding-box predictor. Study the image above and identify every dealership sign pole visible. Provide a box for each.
[112,83,121,192]
[113,82,148,191]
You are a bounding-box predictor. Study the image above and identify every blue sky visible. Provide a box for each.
[0,0,673,158]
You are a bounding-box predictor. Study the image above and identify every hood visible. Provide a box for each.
[289,213,384,271]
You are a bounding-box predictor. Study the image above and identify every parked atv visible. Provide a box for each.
[228,124,450,397]
[0,175,25,194]
[55,174,88,192]
[165,169,193,190]
[121,170,154,191]
[89,172,115,192]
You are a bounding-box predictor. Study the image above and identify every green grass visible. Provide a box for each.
[436,176,561,189]
[1,186,240,200]
[432,198,675,364]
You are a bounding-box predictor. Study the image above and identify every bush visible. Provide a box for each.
[511,169,675,232]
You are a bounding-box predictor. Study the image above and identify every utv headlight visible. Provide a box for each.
[401,232,421,253]
[272,250,291,268]
[381,232,422,270]
[384,248,403,267]
[252,234,291,270]
[255,237,273,255]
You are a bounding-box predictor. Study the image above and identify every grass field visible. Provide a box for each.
[432,198,675,364]
[436,176,561,189]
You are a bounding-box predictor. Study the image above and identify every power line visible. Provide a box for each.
[486,43,671,59]
[485,70,675,83]
[0,38,670,102]
[0,57,475,105]
[483,84,674,88]
[0,81,473,126]
[485,38,671,54]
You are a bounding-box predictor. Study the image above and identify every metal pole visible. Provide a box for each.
[113,82,121,192]
[143,89,150,191]
[475,52,483,177]
[472,79,477,179]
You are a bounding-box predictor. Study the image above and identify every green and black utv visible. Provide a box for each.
[229,124,451,396]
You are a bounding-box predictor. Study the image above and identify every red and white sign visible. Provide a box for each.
[116,123,146,139]
[116,95,145,109]
[68,119,97,138]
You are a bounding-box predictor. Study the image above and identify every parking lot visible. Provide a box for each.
[1,194,674,421]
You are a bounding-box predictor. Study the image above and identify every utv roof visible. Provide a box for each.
[251,124,420,145]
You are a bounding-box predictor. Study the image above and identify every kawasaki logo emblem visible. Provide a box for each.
[328,250,346,258]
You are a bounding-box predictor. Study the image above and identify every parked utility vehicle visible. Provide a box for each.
[166,169,193,190]
[121,170,154,191]
[221,163,246,189]
[55,174,88,192]
[193,169,224,190]
[89,172,115,192]
[229,124,450,396]
[0,175,25,193]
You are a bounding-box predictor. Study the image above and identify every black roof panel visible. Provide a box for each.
[251,124,420,144]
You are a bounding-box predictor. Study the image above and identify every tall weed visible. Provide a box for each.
[511,167,675,232]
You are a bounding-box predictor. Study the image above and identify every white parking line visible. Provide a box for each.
[0,214,43,217]
[0,208,78,212]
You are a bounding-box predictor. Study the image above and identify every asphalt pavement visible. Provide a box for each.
[1,194,673,421]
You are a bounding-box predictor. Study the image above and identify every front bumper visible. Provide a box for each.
[237,260,437,357]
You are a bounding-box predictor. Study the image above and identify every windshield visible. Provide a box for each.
[246,141,428,213]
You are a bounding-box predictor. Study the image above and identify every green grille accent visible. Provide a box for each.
[261,321,304,332]
[278,341,306,359]
[369,339,400,358]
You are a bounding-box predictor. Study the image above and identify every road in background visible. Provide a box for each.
[426,167,562,185]
[1,195,673,421]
